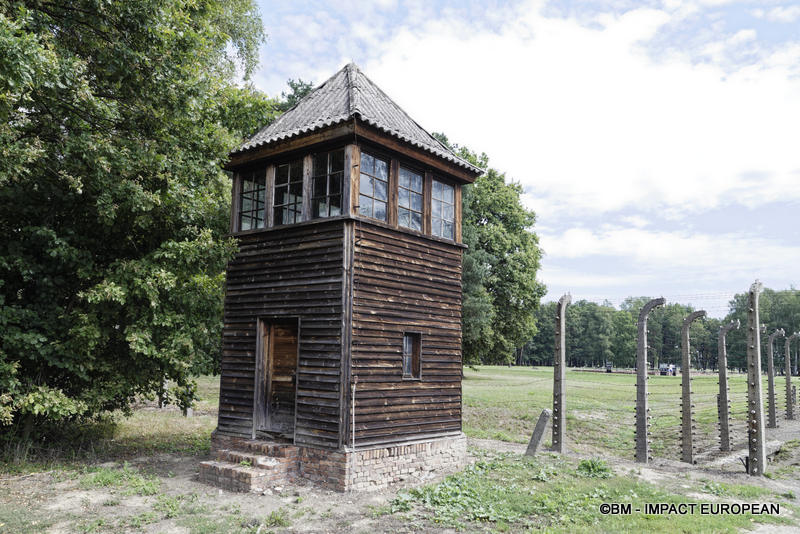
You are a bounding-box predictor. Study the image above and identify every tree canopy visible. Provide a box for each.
[0,0,274,430]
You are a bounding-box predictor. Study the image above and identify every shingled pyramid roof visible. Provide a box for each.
[234,63,482,175]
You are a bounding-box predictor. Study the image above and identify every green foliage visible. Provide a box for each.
[277,79,314,112]
[726,288,800,371]
[263,508,290,527]
[154,494,196,519]
[0,0,276,430]
[576,458,612,478]
[80,462,160,495]
[388,452,783,532]
[524,296,728,369]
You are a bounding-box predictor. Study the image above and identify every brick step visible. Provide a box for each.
[237,441,299,458]
[216,449,282,469]
[199,459,294,493]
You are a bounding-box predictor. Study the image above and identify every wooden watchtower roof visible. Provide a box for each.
[228,63,482,183]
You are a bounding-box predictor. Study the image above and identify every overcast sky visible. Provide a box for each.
[253,0,799,317]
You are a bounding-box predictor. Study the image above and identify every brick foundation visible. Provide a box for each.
[200,431,466,492]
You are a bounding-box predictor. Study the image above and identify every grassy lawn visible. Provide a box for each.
[463,366,770,461]
[383,450,794,533]
[1,369,797,533]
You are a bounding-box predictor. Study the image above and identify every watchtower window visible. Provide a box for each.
[432,180,455,239]
[273,159,303,225]
[402,333,421,379]
[239,170,266,231]
[398,167,423,232]
[358,152,388,222]
[312,149,344,218]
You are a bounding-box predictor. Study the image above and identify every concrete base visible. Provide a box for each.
[200,431,466,492]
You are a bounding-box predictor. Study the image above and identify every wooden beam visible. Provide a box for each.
[423,171,432,235]
[454,184,462,243]
[230,172,241,233]
[343,145,355,217]
[388,158,399,227]
[350,144,361,215]
[302,154,312,221]
[226,122,356,170]
[265,164,275,228]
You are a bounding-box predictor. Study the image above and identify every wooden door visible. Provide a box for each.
[255,320,298,438]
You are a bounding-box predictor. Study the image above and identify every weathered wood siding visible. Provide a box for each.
[219,220,344,448]
[351,222,463,447]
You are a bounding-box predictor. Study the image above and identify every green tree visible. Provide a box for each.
[610,309,637,367]
[277,79,314,112]
[522,301,557,365]
[563,301,614,367]
[726,287,800,372]
[0,0,275,431]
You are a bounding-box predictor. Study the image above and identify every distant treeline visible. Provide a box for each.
[521,289,800,371]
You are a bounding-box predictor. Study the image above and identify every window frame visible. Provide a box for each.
[397,163,425,233]
[311,148,345,219]
[237,168,267,232]
[357,150,390,222]
[431,177,456,240]
[401,332,422,380]
[272,158,305,226]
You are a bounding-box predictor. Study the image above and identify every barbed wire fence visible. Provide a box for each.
[532,283,798,476]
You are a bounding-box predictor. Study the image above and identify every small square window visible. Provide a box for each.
[402,333,421,379]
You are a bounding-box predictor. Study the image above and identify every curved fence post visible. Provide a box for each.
[635,297,665,464]
[552,294,571,454]
[767,329,785,428]
[746,281,766,476]
[681,310,706,464]
[717,319,739,451]
[788,333,800,421]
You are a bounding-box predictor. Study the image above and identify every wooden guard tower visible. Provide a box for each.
[200,64,482,492]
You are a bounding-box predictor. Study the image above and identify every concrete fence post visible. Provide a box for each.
[717,319,739,451]
[788,333,800,420]
[635,297,665,464]
[681,310,706,464]
[767,329,785,428]
[746,281,766,476]
[552,294,571,454]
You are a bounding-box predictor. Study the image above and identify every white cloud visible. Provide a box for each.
[540,226,800,281]
[754,5,800,22]
[353,0,800,217]
[537,225,799,315]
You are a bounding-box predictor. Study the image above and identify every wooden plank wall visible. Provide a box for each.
[219,220,344,448]
[351,223,463,447]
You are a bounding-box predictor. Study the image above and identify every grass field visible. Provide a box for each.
[464,366,774,461]
[2,368,799,533]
